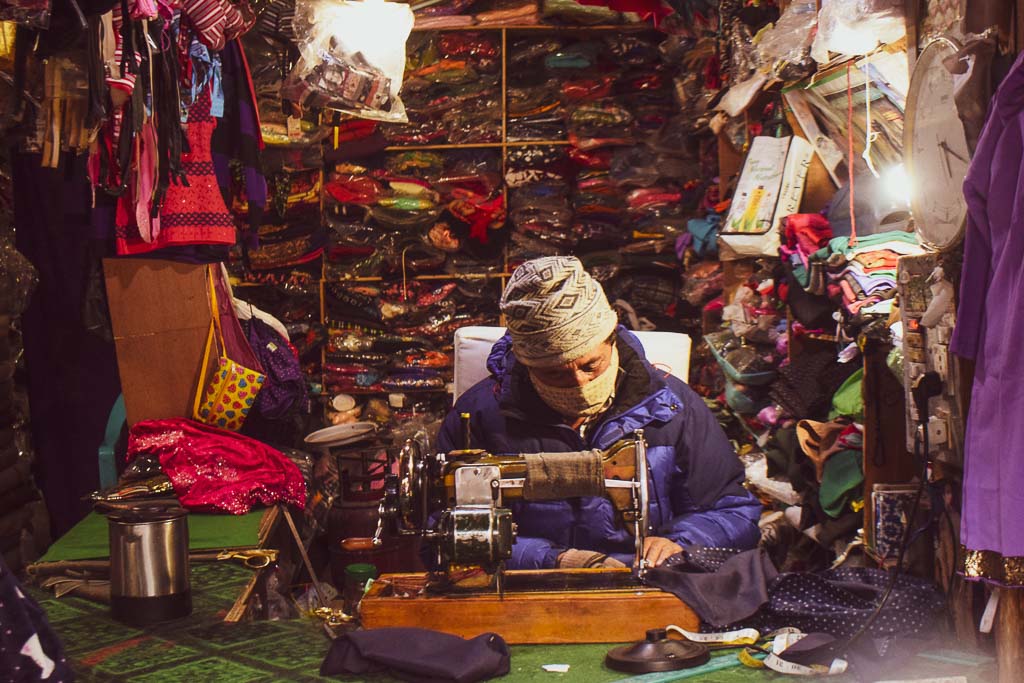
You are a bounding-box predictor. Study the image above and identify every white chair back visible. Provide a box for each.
[452,326,692,402]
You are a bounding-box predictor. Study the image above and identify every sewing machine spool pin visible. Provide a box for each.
[632,428,650,576]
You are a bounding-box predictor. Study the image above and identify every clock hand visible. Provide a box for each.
[939,140,969,165]
[938,142,952,179]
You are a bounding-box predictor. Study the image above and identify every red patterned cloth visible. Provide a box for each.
[127,418,306,514]
[116,88,238,255]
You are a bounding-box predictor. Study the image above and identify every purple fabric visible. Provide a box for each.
[950,50,1024,562]
[212,39,266,232]
[840,268,894,295]
[242,316,304,419]
[212,267,263,372]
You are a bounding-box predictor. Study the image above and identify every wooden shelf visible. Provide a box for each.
[383,139,571,151]
[411,23,651,32]
[384,142,503,151]
[332,272,511,283]
[321,387,451,395]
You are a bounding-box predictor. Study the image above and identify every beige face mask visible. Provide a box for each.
[529,345,619,420]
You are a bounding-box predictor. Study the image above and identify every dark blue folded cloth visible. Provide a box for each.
[320,627,510,683]
[1,557,74,681]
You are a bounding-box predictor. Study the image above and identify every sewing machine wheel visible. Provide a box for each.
[395,440,428,530]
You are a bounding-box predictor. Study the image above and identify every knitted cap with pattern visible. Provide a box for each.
[500,256,618,367]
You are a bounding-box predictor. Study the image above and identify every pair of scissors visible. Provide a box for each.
[216,549,278,569]
[192,549,278,569]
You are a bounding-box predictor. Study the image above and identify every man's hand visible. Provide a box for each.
[557,549,626,569]
[642,536,682,567]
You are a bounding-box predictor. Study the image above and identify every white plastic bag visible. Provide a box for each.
[284,0,414,122]
[810,0,905,62]
[757,1,818,66]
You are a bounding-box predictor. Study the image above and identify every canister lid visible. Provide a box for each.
[107,504,188,524]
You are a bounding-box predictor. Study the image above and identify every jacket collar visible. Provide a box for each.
[487,326,682,445]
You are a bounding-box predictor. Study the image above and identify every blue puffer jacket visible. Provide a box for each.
[437,328,762,568]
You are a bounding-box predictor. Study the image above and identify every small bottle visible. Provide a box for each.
[343,562,378,616]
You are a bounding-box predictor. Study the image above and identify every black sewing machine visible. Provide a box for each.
[344,423,651,594]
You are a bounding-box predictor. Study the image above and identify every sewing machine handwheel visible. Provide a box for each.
[340,538,376,551]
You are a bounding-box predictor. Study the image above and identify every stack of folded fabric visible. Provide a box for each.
[475,0,540,26]
[809,230,924,335]
[323,151,505,280]
[506,145,575,259]
[323,280,499,397]
[385,32,502,146]
[796,418,865,520]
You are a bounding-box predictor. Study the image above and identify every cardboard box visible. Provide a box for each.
[104,259,211,426]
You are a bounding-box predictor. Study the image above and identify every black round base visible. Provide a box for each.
[111,591,192,627]
[605,629,711,673]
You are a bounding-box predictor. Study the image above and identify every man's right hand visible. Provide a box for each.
[556,549,626,569]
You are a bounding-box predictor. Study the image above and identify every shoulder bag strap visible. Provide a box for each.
[193,264,225,418]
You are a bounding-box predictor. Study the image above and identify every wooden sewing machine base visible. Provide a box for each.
[359,567,698,644]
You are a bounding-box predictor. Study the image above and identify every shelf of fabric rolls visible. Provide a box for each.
[281,21,690,426]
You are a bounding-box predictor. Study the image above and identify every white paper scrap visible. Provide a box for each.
[542,664,570,673]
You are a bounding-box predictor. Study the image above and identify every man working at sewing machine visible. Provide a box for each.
[437,256,762,570]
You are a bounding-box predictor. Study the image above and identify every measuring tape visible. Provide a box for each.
[664,626,847,677]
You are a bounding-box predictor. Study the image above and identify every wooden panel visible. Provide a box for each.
[1017,0,1024,53]
[997,589,1024,683]
[361,571,698,644]
[861,340,917,551]
[784,111,837,214]
[104,259,211,426]
[964,0,1013,44]
[717,132,745,201]
[905,0,921,70]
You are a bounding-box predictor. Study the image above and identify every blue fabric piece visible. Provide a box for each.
[188,40,224,120]
[209,55,225,119]
[437,328,761,569]
[686,214,721,257]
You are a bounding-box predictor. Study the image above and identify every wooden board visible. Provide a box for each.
[861,340,916,553]
[104,258,211,425]
[360,569,698,644]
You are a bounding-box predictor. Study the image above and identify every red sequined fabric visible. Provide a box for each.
[127,418,306,514]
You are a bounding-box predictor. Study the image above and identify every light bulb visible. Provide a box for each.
[882,164,911,207]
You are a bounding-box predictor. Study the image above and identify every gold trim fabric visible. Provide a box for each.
[961,545,1024,586]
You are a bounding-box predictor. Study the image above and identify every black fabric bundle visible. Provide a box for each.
[645,546,945,640]
[320,627,511,683]
[644,546,778,625]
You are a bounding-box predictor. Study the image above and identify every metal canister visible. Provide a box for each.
[107,504,191,626]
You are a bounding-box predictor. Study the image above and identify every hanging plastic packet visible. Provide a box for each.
[285,0,413,122]
[0,0,51,29]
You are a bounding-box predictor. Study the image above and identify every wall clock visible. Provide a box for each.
[903,36,972,251]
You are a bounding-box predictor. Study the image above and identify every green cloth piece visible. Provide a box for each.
[791,262,809,288]
[819,449,864,518]
[810,230,921,262]
[829,368,864,422]
[39,509,267,562]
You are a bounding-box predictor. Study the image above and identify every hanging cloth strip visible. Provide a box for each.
[846,66,858,247]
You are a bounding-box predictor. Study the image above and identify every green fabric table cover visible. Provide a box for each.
[29,515,996,683]
[30,563,995,683]
[38,509,267,563]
